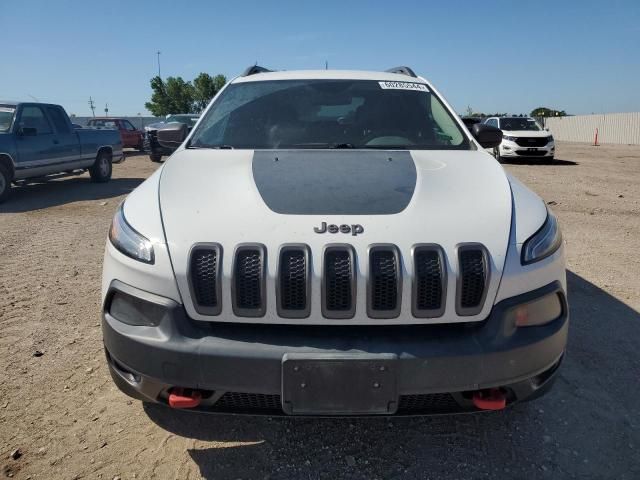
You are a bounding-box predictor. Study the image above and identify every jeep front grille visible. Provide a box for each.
[368,245,401,318]
[188,244,222,315]
[232,244,266,317]
[187,242,491,321]
[322,245,356,319]
[412,245,446,317]
[277,245,311,318]
[457,245,489,316]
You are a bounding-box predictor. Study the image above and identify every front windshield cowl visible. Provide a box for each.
[188,79,471,151]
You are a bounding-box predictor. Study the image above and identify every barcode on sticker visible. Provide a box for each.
[378,81,429,92]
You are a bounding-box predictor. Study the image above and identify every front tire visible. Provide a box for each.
[0,163,12,204]
[150,154,162,163]
[89,151,112,183]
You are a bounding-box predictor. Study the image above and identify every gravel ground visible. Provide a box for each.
[1,143,639,479]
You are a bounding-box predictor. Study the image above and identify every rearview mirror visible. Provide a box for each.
[471,124,502,149]
[19,126,38,136]
[157,123,188,149]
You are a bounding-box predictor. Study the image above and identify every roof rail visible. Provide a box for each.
[385,66,417,78]
[241,65,272,77]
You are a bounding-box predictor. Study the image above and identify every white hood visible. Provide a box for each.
[502,130,550,137]
[158,149,512,324]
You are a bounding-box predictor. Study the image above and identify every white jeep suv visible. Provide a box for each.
[101,66,567,415]
[484,116,555,162]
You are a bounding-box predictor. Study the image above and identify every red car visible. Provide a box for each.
[87,118,144,150]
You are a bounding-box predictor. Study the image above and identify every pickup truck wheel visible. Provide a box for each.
[90,152,112,183]
[0,163,11,203]
[150,154,162,163]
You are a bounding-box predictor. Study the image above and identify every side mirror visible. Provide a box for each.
[471,123,502,149]
[156,123,187,149]
[19,126,38,136]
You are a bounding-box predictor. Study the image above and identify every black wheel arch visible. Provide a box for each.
[96,146,113,161]
[0,154,15,181]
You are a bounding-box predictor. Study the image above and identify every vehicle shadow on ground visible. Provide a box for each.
[503,158,578,166]
[0,177,144,213]
[144,271,640,479]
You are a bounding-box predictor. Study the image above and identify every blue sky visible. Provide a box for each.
[2,0,639,116]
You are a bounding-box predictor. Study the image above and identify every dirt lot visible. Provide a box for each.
[1,143,639,479]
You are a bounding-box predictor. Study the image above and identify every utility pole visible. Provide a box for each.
[88,96,96,117]
[104,103,109,117]
[157,51,161,78]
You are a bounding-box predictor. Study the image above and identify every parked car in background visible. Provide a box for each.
[0,102,123,203]
[87,117,144,150]
[102,66,567,416]
[484,116,555,162]
[143,114,200,162]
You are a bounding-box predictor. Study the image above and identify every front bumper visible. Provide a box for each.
[500,140,555,158]
[102,280,568,415]
[143,133,174,156]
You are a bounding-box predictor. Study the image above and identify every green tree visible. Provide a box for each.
[531,107,567,118]
[145,76,195,116]
[193,73,227,112]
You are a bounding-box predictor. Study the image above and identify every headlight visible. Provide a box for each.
[109,203,154,264]
[503,135,517,142]
[521,208,562,265]
[547,135,554,143]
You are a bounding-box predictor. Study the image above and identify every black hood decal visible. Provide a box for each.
[252,150,416,215]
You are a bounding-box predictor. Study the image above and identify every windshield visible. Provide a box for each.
[499,117,542,131]
[189,80,469,150]
[0,106,16,132]
[166,115,199,127]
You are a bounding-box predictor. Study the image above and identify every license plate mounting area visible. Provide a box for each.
[281,353,398,415]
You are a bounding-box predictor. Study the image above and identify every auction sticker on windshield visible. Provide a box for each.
[378,81,429,92]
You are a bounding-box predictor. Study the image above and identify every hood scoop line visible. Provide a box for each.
[252,150,417,215]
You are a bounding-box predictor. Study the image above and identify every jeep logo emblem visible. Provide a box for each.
[314,222,364,236]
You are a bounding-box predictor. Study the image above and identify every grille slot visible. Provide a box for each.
[514,137,549,147]
[277,245,311,318]
[322,245,356,319]
[213,392,282,413]
[232,244,266,317]
[457,246,489,316]
[188,244,222,315]
[412,245,446,318]
[398,393,461,413]
[368,245,401,318]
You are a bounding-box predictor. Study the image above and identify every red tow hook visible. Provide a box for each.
[472,388,507,411]
[168,388,202,409]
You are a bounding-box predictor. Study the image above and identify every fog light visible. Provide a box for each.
[109,291,166,326]
[509,292,563,327]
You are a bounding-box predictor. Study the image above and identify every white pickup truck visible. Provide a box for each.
[101,66,567,416]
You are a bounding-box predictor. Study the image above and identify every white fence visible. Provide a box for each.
[544,112,640,145]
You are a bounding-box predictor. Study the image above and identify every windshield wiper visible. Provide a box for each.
[189,144,235,149]
[330,143,355,149]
